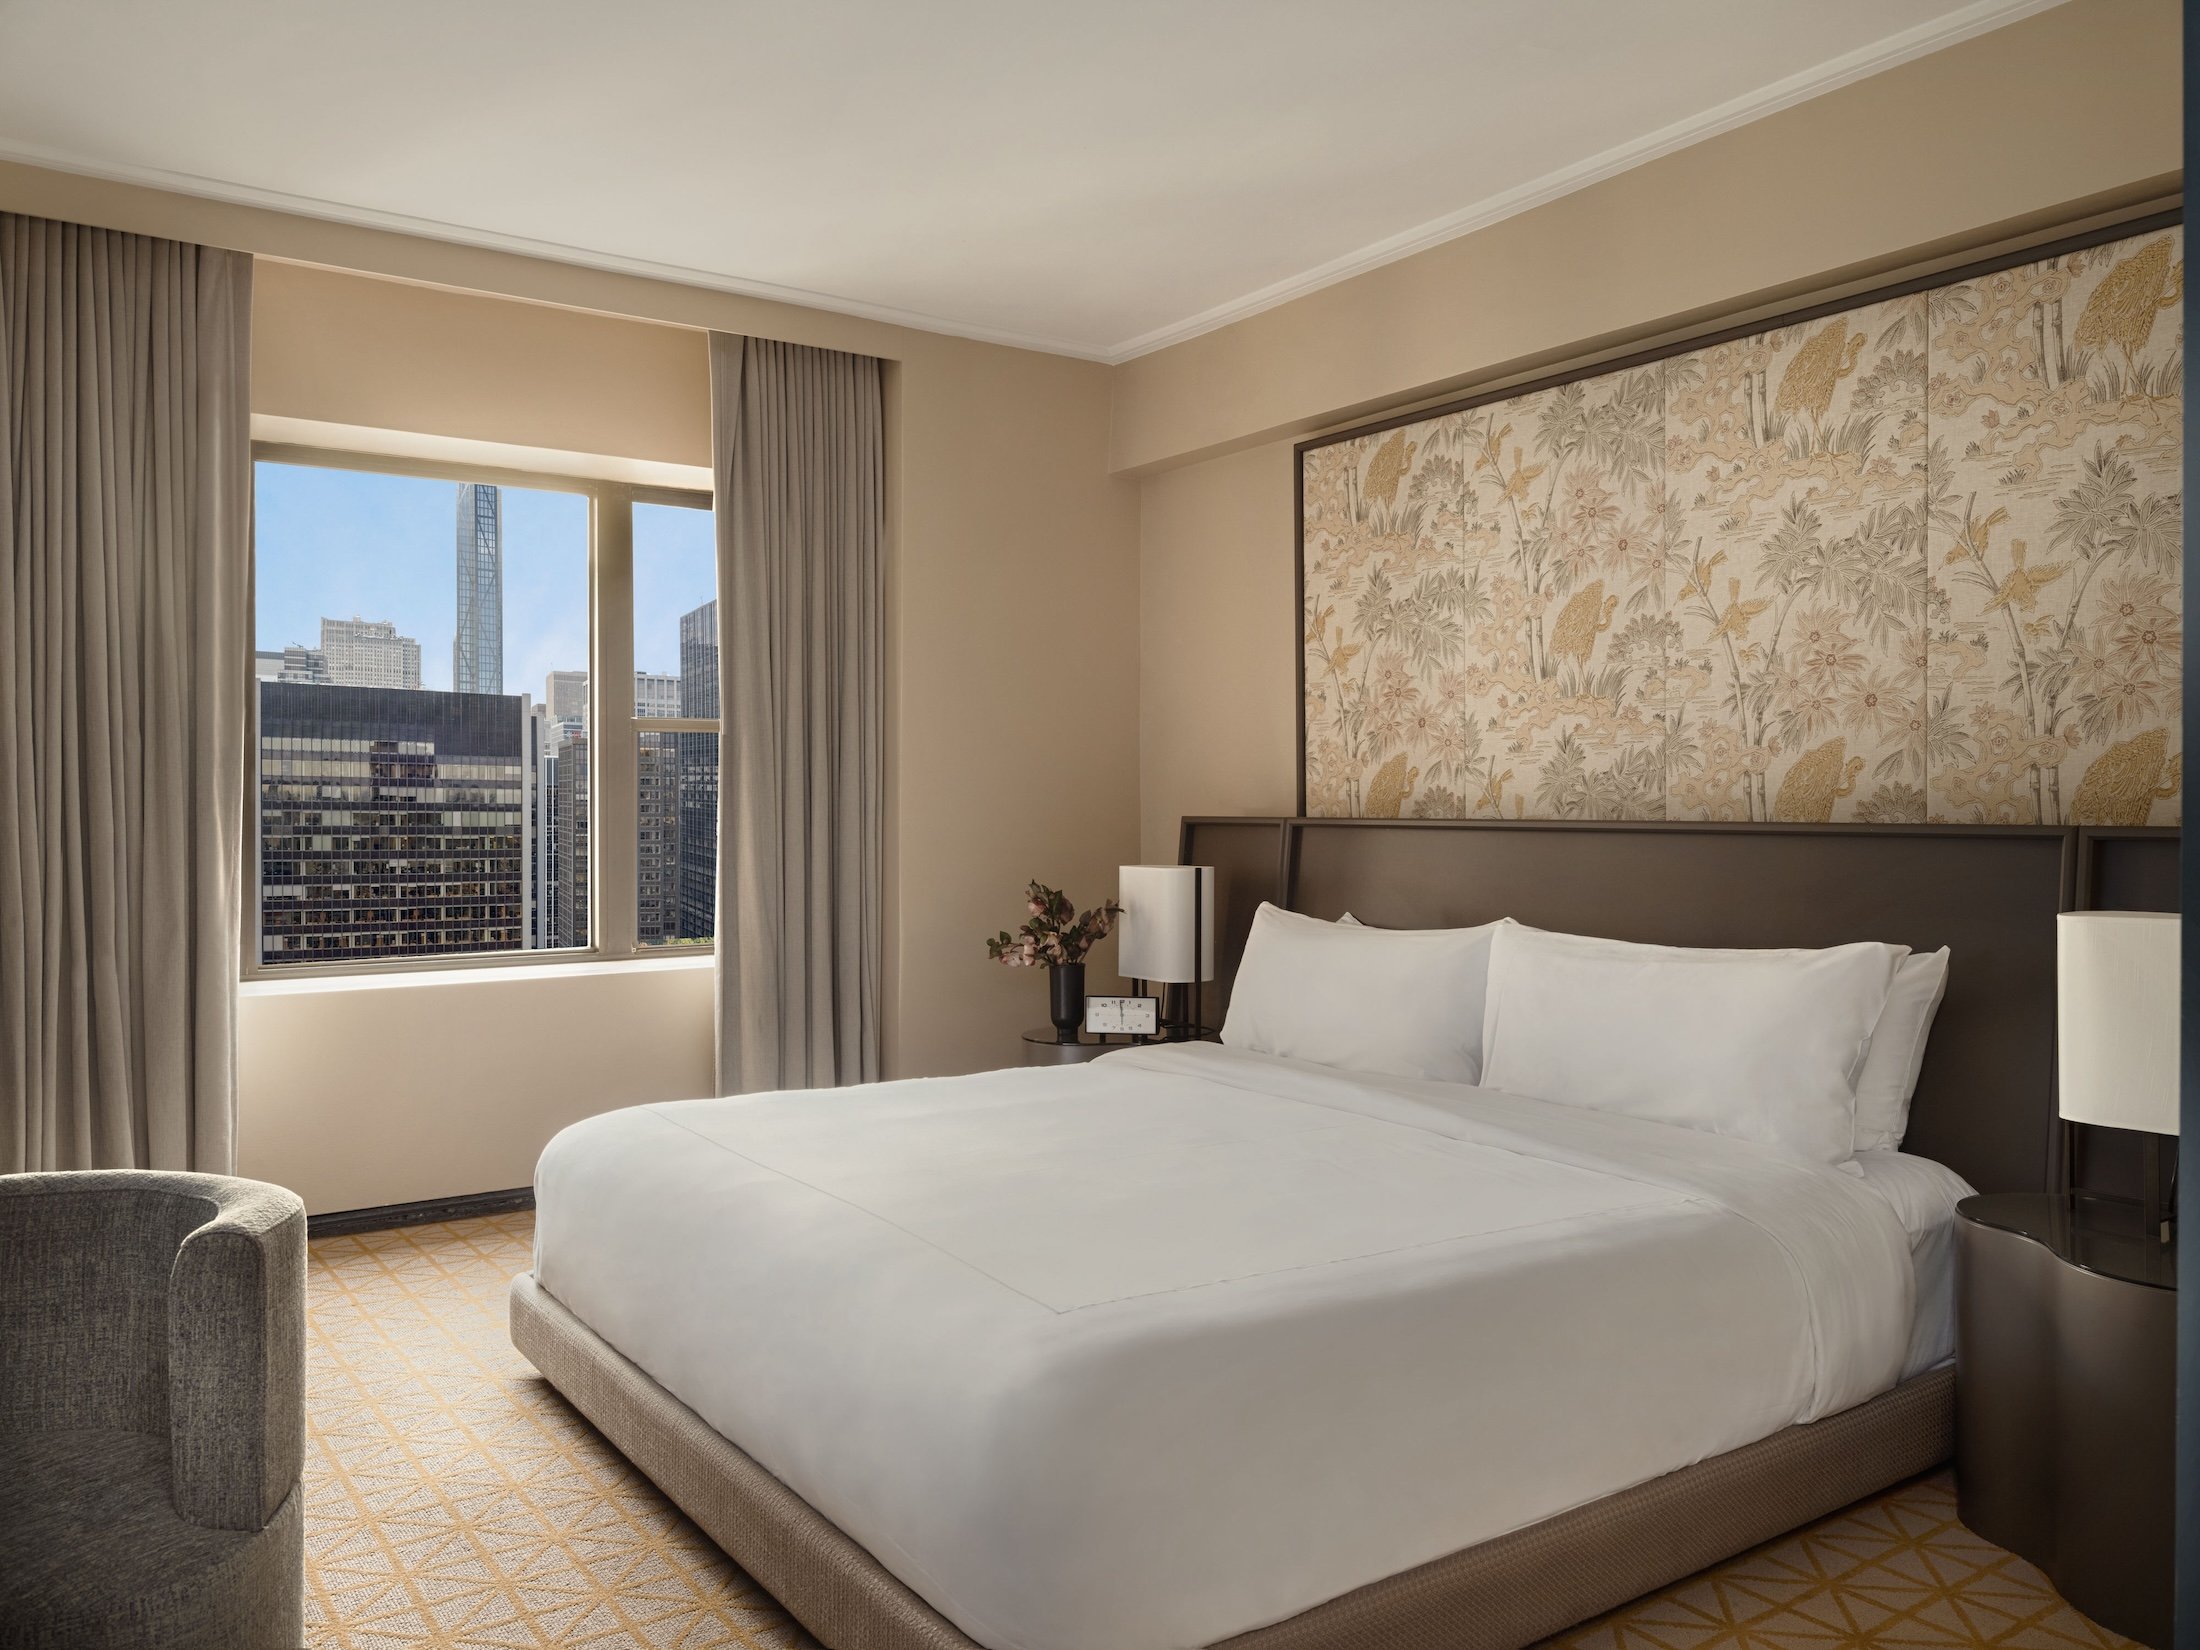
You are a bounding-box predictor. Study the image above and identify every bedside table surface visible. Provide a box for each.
[1021,1027,1136,1048]
[1957,1190,2175,1291]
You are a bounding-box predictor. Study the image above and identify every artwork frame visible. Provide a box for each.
[1295,207,2186,828]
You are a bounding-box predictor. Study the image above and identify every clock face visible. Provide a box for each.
[1084,995,1159,1035]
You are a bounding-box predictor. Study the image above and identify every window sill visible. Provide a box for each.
[240,952,713,997]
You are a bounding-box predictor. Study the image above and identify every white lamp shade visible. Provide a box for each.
[1118,865,1215,983]
[2057,911,2180,1135]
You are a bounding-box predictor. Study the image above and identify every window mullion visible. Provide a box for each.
[591,488,641,961]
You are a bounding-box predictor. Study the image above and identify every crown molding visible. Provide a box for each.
[1103,0,2070,362]
[0,138,1115,362]
[0,0,2066,369]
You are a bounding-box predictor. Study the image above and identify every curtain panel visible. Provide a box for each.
[709,333,885,1092]
[0,214,253,1173]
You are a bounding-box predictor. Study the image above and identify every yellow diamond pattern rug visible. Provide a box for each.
[304,1213,2135,1650]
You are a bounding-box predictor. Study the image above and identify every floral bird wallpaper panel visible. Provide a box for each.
[1302,225,2184,826]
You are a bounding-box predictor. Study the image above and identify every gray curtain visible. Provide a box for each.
[709,333,884,1092]
[0,214,253,1173]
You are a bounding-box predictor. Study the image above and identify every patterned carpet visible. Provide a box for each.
[304,1214,2134,1650]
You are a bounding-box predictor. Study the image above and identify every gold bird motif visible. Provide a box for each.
[1499,447,1545,502]
[1363,752,1419,819]
[1685,547,1728,600]
[1479,768,1515,817]
[1548,580,1619,667]
[1361,432,1419,510]
[2070,729,2182,826]
[1947,505,2010,567]
[1773,322,1867,424]
[1774,738,1865,823]
[2073,238,2183,359]
[1707,578,1770,644]
[1982,539,2067,614]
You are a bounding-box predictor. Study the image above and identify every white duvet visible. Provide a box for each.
[531,1043,1914,1650]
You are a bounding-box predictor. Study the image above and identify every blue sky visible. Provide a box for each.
[255,462,714,698]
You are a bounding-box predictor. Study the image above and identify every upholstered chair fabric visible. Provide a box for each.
[0,1170,306,1649]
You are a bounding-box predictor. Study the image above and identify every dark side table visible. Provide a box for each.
[1019,1028,1219,1066]
[1020,1028,1132,1066]
[1955,1191,2174,1647]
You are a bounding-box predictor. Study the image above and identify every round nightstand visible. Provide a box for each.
[1021,1028,1132,1066]
[1955,1191,2174,1648]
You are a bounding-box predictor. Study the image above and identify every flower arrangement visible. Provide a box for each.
[986,881,1122,967]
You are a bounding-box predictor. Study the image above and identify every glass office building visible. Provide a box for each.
[638,730,680,944]
[453,483,504,694]
[257,682,526,965]
[552,728,590,950]
[677,599,719,941]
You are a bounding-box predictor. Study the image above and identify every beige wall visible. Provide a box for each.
[0,156,1141,1210]
[1138,442,1299,855]
[238,960,715,1214]
[1113,0,2181,475]
[1130,0,2183,858]
[252,261,712,469]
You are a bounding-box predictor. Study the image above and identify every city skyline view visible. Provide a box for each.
[255,463,716,695]
[252,460,718,965]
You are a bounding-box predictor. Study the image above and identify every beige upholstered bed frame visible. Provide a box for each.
[512,1273,1950,1650]
[510,816,2178,1649]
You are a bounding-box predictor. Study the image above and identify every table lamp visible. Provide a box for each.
[1118,865,1214,1040]
[2057,910,2180,1237]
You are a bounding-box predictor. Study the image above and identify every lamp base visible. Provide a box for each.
[1136,979,1208,1043]
[2141,1134,2176,1246]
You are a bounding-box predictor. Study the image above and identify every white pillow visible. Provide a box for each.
[1357,913,1945,1151]
[1222,903,1503,1083]
[1478,924,1904,1165]
[1850,948,1951,1153]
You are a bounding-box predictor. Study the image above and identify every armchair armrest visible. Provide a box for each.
[168,1177,307,1531]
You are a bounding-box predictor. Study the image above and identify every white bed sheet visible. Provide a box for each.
[532,1043,1913,1650]
[1852,1147,1976,1378]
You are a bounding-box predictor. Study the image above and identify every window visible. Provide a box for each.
[249,450,715,974]
[633,500,719,946]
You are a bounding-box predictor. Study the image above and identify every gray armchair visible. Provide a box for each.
[0,1171,306,1650]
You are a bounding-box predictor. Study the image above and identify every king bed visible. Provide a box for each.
[512,817,2177,1650]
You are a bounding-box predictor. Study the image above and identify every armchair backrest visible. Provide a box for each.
[0,1170,306,1531]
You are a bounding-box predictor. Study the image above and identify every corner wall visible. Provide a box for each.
[0,160,1141,1212]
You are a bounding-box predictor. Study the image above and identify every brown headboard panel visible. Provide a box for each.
[2077,827,2180,914]
[1180,818,2180,1198]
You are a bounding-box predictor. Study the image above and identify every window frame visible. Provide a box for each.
[243,442,719,981]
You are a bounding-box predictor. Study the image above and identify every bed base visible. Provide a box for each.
[510,1272,1954,1650]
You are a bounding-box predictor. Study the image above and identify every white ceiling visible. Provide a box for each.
[0,0,2061,362]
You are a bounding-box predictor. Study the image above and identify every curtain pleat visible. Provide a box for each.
[0,213,252,1173]
[709,333,884,1092]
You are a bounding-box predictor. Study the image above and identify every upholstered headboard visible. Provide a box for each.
[1179,817,2179,1198]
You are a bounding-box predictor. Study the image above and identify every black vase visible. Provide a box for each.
[1049,963,1085,1041]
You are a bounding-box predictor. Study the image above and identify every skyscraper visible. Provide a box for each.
[637,730,680,944]
[544,669,588,723]
[534,665,695,948]
[453,483,503,694]
[273,644,330,684]
[553,728,590,949]
[321,616,422,689]
[542,668,677,722]
[677,600,719,941]
[635,671,680,719]
[522,702,554,950]
[257,682,525,963]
